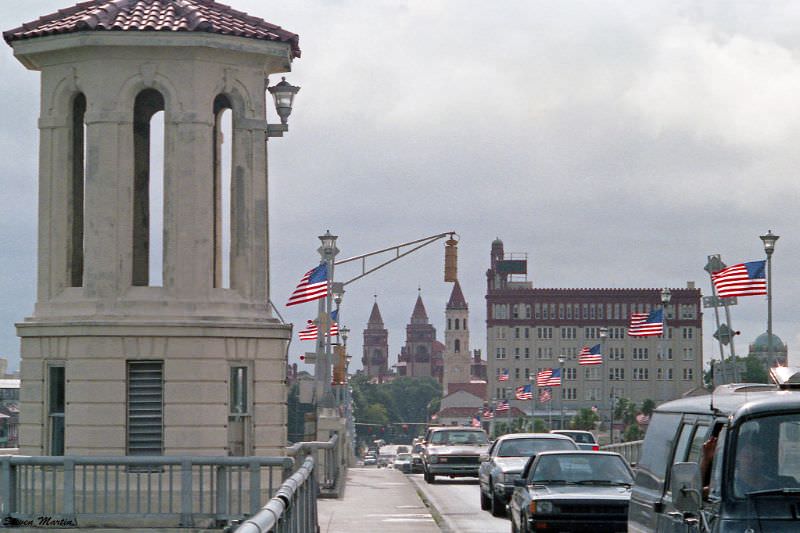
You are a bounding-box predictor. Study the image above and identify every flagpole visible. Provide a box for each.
[547,391,552,429]
[598,329,608,442]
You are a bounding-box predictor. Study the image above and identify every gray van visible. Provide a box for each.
[629,370,800,533]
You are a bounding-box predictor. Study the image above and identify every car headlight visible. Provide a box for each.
[530,500,554,514]
[502,472,519,484]
[428,455,438,464]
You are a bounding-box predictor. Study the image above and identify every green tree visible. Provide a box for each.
[640,399,656,417]
[623,424,643,442]
[741,356,769,383]
[571,408,599,430]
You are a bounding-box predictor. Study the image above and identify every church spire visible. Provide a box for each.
[367,299,384,327]
[411,293,428,323]
[446,280,468,310]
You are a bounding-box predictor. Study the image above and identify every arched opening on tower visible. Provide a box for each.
[132,89,165,287]
[213,95,233,289]
[454,339,461,353]
[69,93,86,287]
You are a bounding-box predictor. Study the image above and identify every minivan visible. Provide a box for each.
[629,368,800,533]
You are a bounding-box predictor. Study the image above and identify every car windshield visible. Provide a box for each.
[396,453,411,461]
[733,413,800,498]
[498,438,577,457]
[413,444,423,453]
[530,454,633,485]
[430,430,488,445]
[557,432,596,444]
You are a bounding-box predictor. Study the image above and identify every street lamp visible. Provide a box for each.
[267,77,300,124]
[316,231,339,408]
[760,230,780,366]
[598,327,608,439]
[558,354,566,430]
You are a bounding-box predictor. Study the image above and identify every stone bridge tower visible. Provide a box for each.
[4,0,299,456]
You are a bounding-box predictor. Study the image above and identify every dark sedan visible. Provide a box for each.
[509,451,632,533]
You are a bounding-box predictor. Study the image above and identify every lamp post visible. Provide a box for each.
[599,326,608,439]
[760,230,779,366]
[609,393,616,444]
[558,354,566,430]
[316,230,339,408]
[266,77,300,137]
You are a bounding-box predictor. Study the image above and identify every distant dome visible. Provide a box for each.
[751,332,786,352]
[492,237,503,246]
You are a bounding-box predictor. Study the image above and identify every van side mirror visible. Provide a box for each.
[513,478,527,487]
[479,453,490,463]
[670,462,702,515]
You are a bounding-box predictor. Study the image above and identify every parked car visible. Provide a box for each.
[394,452,412,473]
[509,451,633,533]
[629,374,800,533]
[479,433,578,516]
[422,426,490,483]
[550,430,600,451]
[363,453,377,466]
[411,442,425,473]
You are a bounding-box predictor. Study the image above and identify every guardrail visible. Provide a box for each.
[601,440,643,465]
[287,433,340,497]
[0,455,292,528]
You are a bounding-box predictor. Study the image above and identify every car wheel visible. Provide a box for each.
[480,487,491,510]
[490,482,505,517]
[424,470,435,484]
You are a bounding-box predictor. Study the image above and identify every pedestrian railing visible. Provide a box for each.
[287,434,340,497]
[602,440,643,465]
[0,455,292,528]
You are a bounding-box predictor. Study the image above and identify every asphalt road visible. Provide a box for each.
[408,473,511,533]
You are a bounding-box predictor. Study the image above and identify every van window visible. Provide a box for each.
[672,423,694,463]
[687,425,710,463]
[708,427,727,500]
[733,414,800,498]
[636,412,681,491]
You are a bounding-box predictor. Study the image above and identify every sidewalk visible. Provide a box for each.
[317,467,440,533]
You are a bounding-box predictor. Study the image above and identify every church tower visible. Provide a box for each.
[362,300,389,380]
[5,0,299,456]
[400,293,437,378]
[442,280,471,395]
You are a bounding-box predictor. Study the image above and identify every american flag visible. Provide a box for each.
[578,344,603,365]
[628,309,664,337]
[286,264,329,306]
[482,408,494,419]
[636,413,651,425]
[498,368,509,381]
[536,368,561,387]
[515,384,533,400]
[539,388,552,403]
[496,400,510,412]
[471,416,481,428]
[297,319,339,341]
[712,260,767,298]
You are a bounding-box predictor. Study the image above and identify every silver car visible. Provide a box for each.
[478,433,578,516]
[422,427,490,483]
[550,429,600,451]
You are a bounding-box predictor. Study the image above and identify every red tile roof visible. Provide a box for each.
[3,0,300,57]
[446,382,487,399]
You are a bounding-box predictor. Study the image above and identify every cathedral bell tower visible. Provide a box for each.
[5,0,299,456]
[362,300,389,380]
[442,280,471,395]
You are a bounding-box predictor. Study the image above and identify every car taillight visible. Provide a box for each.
[592,445,600,451]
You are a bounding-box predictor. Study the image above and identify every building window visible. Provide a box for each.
[515,327,520,339]
[534,303,541,319]
[524,328,530,339]
[228,365,251,455]
[537,327,553,339]
[48,365,65,455]
[495,347,506,359]
[455,339,461,353]
[512,304,519,319]
[633,368,649,380]
[524,368,531,379]
[212,94,235,289]
[496,327,506,340]
[515,368,521,379]
[585,388,601,401]
[69,93,86,287]
[609,347,624,360]
[683,368,694,381]
[562,388,577,400]
[667,368,674,380]
[680,304,696,319]
[633,348,649,360]
[564,368,577,381]
[513,346,519,359]
[682,347,693,360]
[584,367,601,380]
[559,304,565,319]
[682,328,694,339]
[537,347,553,360]
[447,318,451,330]
[524,347,530,359]
[127,360,164,456]
[525,305,532,319]
[609,368,625,381]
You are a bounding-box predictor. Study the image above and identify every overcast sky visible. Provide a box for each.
[1,1,798,376]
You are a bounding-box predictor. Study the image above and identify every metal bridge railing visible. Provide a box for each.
[0,455,292,528]
[286,434,340,496]
[601,439,644,465]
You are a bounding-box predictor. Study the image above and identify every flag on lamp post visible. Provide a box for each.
[536,368,561,387]
[628,309,664,337]
[539,388,552,403]
[515,384,533,400]
[711,260,767,297]
[578,344,603,365]
[286,264,329,306]
[498,368,509,381]
[496,400,510,412]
